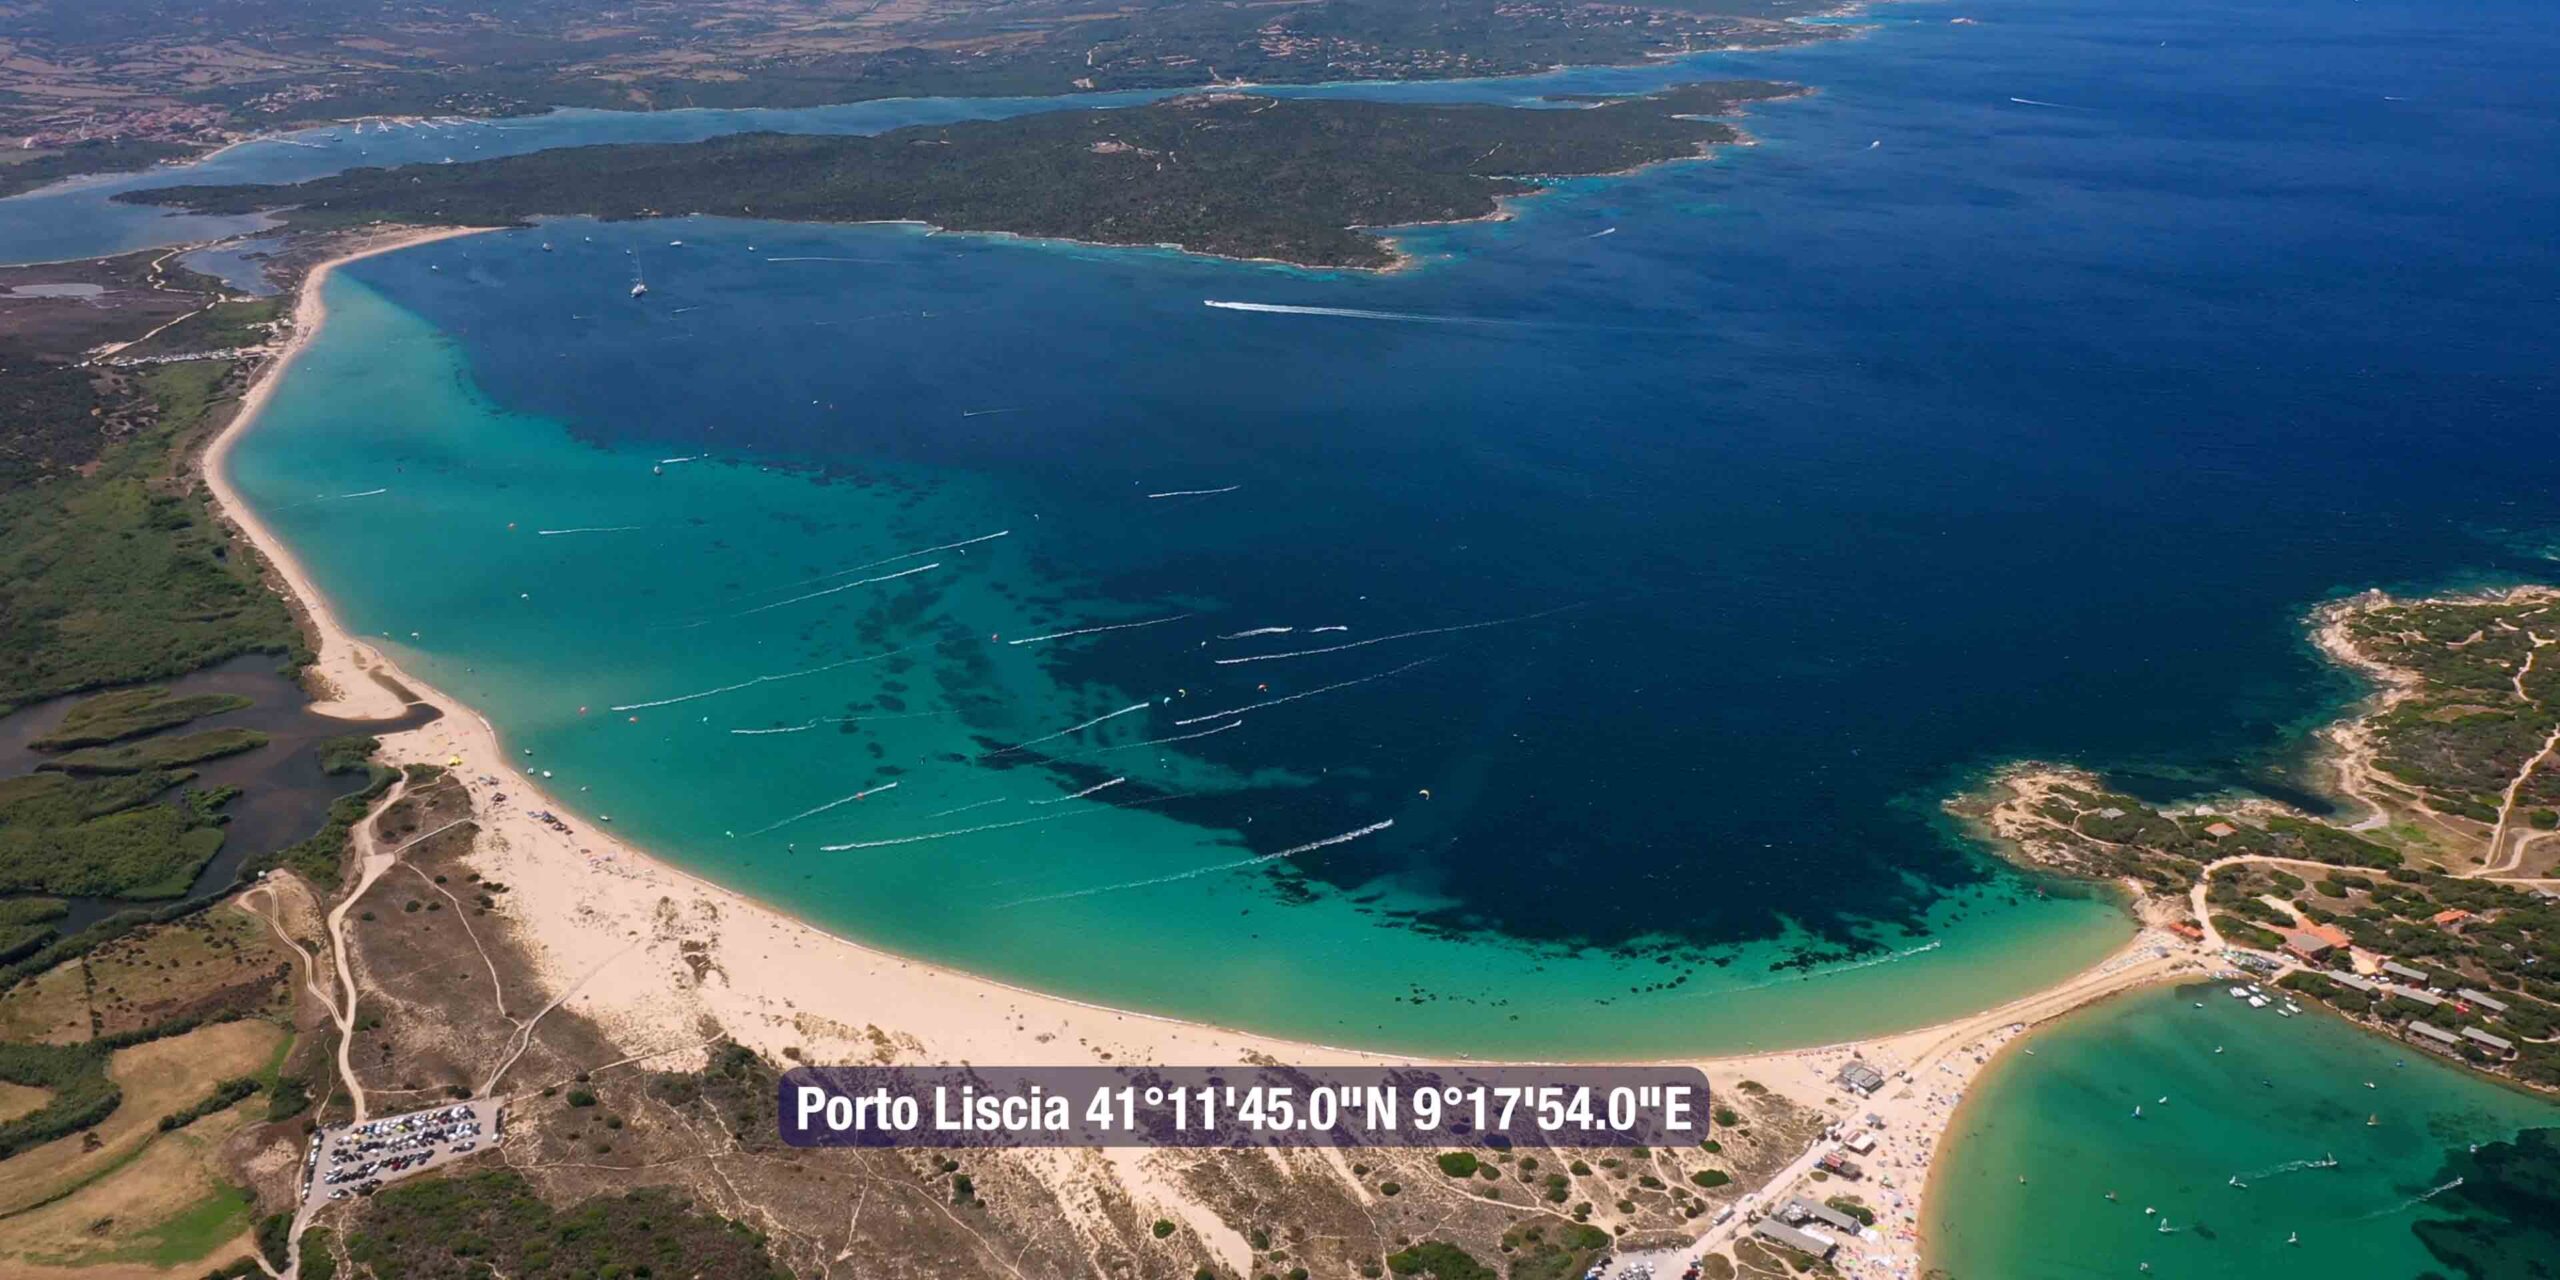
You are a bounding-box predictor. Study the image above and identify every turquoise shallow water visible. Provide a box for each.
[230,276,2128,1057]
[211,0,2560,1059]
[1930,985,2560,1279]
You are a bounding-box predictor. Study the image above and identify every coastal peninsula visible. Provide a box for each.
[124,83,1802,270]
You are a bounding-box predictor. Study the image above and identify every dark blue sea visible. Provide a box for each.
[58,0,2559,1054]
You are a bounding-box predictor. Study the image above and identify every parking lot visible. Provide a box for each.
[300,1099,506,1208]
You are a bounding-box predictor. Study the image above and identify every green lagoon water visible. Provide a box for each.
[1929,985,2560,1279]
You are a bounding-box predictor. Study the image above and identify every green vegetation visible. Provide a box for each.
[345,1169,792,1280]
[0,358,302,712]
[1980,592,2560,1092]
[41,726,268,775]
[1500,1223,1611,1280]
[1435,1150,1480,1178]
[0,897,68,964]
[158,1075,261,1131]
[0,769,229,897]
[134,82,1799,270]
[1384,1240,1496,1280]
[0,1011,250,1158]
[30,687,251,748]
[0,138,194,200]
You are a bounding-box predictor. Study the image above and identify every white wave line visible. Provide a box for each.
[744,781,898,836]
[1059,720,1243,759]
[659,454,704,465]
[538,524,645,536]
[765,256,890,263]
[1203,299,1518,326]
[335,487,388,499]
[1028,777,1125,806]
[608,644,914,712]
[2007,96,2081,109]
[924,797,1008,820]
[997,819,1392,909]
[1219,627,1294,640]
[1147,485,1239,499]
[1006,613,1189,646]
[1705,940,1945,998]
[753,530,1009,596]
[983,701,1149,757]
[1173,658,1436,725]
[728,708,957,736]
[727,562,940,618]
[1309,625,1348,633]
[1214,605,1579,665]
[820,804,1105,851]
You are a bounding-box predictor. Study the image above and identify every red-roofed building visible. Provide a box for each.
[2431,908,2472,931]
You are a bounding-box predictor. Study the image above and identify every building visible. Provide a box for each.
[2382,961,2433,986]
[2330,972,2379,995]
[2457,988,2510,1014]
[2406,1022,2463,1055]
[2431,908,2472,931]
[1783,1198,1867,1235]
[2279,928,2336,963]
[1836,1062,1886,1097]
[2204,821,2239,838]
[1840,1130,1878,1155]
[2387,984,2445,1009]
[1752,1220,1837,1262]
[2461,1027,2516,1058]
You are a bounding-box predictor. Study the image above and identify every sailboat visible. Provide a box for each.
[2288,1232,2300,1246]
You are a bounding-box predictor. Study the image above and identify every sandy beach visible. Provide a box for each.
[197,226,2213,1277]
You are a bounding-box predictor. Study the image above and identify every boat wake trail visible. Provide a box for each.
[1675,940,1947,1000]
[538,525,645,536]
[1219,627,1294,640]
[983,702,1149,757]
[1059,720,1243,760]
[1006,614,1189,646]
[744,781,898,836]
[725,562,939,619]
[729,708,958,736]
[2360,1178,2464,1220]
[818,793,1194,851]
[924,797,1008,820]
[1214,606,1580,665]
[1204,300,1523,327]
[2008,96,2084,109]
[1029,777,1125,806]
[1147,486,1240,499]
[735,530,1008,601]
[997,819,1394,909]
[1174,658,1437,725]
[609,644,915,712]
[2241,1156,2339,1180]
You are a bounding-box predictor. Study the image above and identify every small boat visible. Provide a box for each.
[2367,1114,2379,1126]
[2288,1232,2299,1246]
[2214,1046,2225,1054]
[2144,1207,2156,1216]
[2133,1105,2144,1118]
[2106,1191,2118,1202]
[2230,1176,2248,1188]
